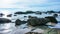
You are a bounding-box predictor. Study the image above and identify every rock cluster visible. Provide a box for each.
[27,16,58,26]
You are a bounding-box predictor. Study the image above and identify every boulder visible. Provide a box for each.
[15,19,27,26]
[0,13,4,17]
[0,18,11,23]
[53,14,58,17]
[45,16,58,24]
[27,16,50,26]
[27,16,58,26]
[24,16,27,18]
[15,19,21,26]
[7,14,12,17]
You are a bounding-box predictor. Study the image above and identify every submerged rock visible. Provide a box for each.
[0,18,11,23]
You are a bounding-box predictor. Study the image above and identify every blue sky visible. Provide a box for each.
[0,0,60,12]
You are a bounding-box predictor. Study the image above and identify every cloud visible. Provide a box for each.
[0,0,48,8]
[0,0,60,11]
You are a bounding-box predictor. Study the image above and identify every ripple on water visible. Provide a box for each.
[0,23,16,34]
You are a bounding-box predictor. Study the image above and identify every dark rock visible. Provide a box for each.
[27,16,50,26]
[15,19,27,26]
[24,16,27,18]
[35,12,42,15]
[26,11,35,14]
[14,12,26,14]
[47,10,55,14]
[14,14,17,16]
[44,12,48,14]
[45,16,58,24]
[14,11,35,14]
[25,32,42,34]
[27,16,58,26]
[15,19,21,26]
[7,14,12,17]
[0,18,11,23]
[53,14,58,17]
[0,13,4,17]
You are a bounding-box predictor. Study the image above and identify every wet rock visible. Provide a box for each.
[24,16,27,18]
[14,14,17,16]
[27,16,50,26]
[44,12,48,14]
[0,18,11,23]
[14,11,35,14]
[15,19,27,26]
[27,16,58,26]
[0,13,4,17]
[7,14,12,17]
[15,19,21,26]
[14,12,26,14]
[45,16,58,26]
[47,10,55,14]
[35,12,42,15]
[25,32,42,34]
[26,11,35,14]
[45,16,58,24]
[53,14,58,17]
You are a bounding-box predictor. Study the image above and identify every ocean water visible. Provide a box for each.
[0,13,60,34]
[0,23,15,34]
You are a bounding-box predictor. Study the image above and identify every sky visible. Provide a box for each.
[0,0,60,12]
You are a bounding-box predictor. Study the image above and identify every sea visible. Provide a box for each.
[0,13,60,34]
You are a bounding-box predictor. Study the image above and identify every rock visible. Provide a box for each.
[45,16,58,26]
[26,11,35,14]
[15,19,21,26]
[24,16,27,18]
[35,12,42,15]
[53,14,58,17]
[14,11,35,14]
[14,12,26,14]
[0,13,4,17]
[15,19,27,26]
[7,14,12,17]
[45,16,58,24]
[25,32,42,34]
[14,14,17,16]
[0,18,11,23]
[27,16,50,26]
[27,16,58,26]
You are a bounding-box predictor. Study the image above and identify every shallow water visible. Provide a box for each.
[0,23,16,34]
[0,22,60,34]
